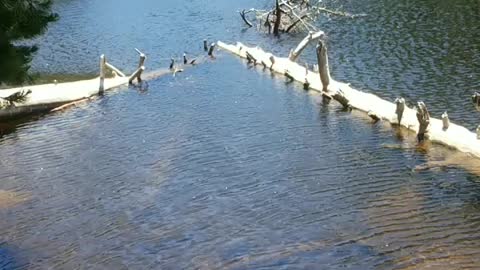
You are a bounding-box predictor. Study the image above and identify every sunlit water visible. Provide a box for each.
[1,0,480,269]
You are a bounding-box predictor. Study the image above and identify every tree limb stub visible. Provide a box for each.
[99,54,106,94]
[315,39,330,92]
[394,97,405,125]
[441,111,449,131]
[289,31,324,61]
[273,0,282,36]
[416,101,430,141]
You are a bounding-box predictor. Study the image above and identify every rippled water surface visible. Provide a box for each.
[1,0,480,269]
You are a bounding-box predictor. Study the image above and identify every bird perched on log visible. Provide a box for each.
[169,58,175,69]
[0,89,32,107]
[183,53,188,64]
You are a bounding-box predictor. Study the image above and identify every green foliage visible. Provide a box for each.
[0,0,58,86]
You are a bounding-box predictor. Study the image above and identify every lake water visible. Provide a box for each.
[1,0,480,269]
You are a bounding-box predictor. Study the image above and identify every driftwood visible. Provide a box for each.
[239,9,253,27]
[239,0,363,35]
[217,40,480,158]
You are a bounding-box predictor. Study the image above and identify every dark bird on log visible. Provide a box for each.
[1,89,32,107]
[190,59,197,65]
[169,58,175,69]
[183,53,188,65]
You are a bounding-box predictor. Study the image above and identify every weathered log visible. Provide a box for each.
[273,0,282,36]
[289,31,324,61]
[217,41,480,159]
[441,111,449,130]
[99,54,106,94]
[416,101,430,141]
[239,9,253,27]
[129,66,145,84]
[394,97,405,125]
[315,40,330,92]
[105,62,126,77]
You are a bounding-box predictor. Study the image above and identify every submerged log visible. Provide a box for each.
[217,40,480,158]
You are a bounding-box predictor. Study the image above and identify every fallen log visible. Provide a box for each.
[217,40,480,158]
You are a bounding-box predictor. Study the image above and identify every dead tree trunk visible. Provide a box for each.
[273,0,282,36]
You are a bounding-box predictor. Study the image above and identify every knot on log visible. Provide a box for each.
[441,111,449,131]
[394,97,405,124]
[416,101,430,141]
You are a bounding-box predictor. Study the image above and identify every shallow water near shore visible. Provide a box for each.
[1,0,480,269]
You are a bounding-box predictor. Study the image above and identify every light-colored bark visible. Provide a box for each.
[289,31,324,61]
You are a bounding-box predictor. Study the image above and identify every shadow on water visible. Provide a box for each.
[0,244,27,270]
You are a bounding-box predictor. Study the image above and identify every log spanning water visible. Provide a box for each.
[217,40,480,159]
[0,47,205,120]
[0,50,147,120]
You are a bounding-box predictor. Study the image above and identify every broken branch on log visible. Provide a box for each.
[289,31,324,61]
[416,101,430,141]
[239,9,253,27]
